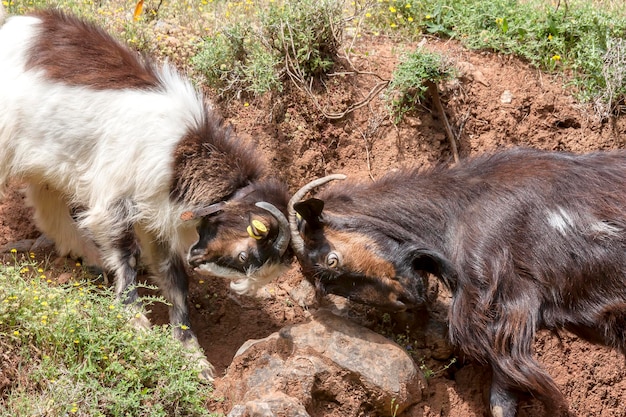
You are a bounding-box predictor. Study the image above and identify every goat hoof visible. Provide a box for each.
[197,358,215,383]
[181,338,215,382]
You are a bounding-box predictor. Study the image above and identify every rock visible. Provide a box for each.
[220,309,427,417]
[287,279,317,308]
[456,61,490,86]
[425,320,454,361]
[227,394,310,417]
[500,90,514,104]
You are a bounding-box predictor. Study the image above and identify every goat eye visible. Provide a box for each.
[326,252,340,269]
[238,251,248,263]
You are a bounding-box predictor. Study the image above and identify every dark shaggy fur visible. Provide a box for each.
[293,148,626,417]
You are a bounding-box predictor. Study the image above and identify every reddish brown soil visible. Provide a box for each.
[2,35,625,416]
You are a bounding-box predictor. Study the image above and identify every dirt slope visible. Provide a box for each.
[1,34,625,416]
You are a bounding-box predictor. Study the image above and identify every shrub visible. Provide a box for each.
[386,48,455,123]
[192,0,345,98]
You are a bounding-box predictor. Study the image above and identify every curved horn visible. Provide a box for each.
[255,201,290,257]
[288,174,347,259]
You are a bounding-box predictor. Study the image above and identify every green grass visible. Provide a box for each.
[0,255,217,417]
[364,0,626,115]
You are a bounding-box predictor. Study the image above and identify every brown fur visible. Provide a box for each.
[170,116,262,205]
[26,10,158,89]
[293,148,626,417]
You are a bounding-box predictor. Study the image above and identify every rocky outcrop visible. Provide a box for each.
[220,309,427,417]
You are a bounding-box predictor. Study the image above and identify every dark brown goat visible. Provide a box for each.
[288,148,626,417]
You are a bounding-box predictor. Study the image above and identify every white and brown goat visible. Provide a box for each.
[289,148,626,416]
[0,7,292,379]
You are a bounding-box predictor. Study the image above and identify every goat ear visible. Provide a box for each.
[180,202,226,221]
[293,198,324,224]
[409,248,458,291]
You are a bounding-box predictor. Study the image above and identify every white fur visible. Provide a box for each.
[589,221,622,238]
[547,206,623,239]
[0,13,204,263]
[546,207,575,235]
[196,261,289,295]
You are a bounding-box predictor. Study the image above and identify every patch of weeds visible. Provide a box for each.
[362,0,453,37]
[192,23,282,97]
[385,47,455,123]
[377,313,420,359]
[454,0,626,109]
[260,0,344,79]
[192,0,346,98]
[0,258,214,417]
[595,37,626,117]
[361,0,626,113]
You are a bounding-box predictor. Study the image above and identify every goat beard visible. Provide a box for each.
[195,261,289,295]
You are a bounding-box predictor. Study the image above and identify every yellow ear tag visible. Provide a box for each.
[247,220,268,240]
[247,226,261,239]
[252,219,268,233]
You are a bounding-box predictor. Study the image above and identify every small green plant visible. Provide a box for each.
[385,47,455,123]
[0,257,214,417]
[390,397,400,417]
[419,356,457,380]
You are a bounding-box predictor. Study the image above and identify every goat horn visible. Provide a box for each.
[288,174,347,259]
[255,201,290,257]
[180,201,226,221]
